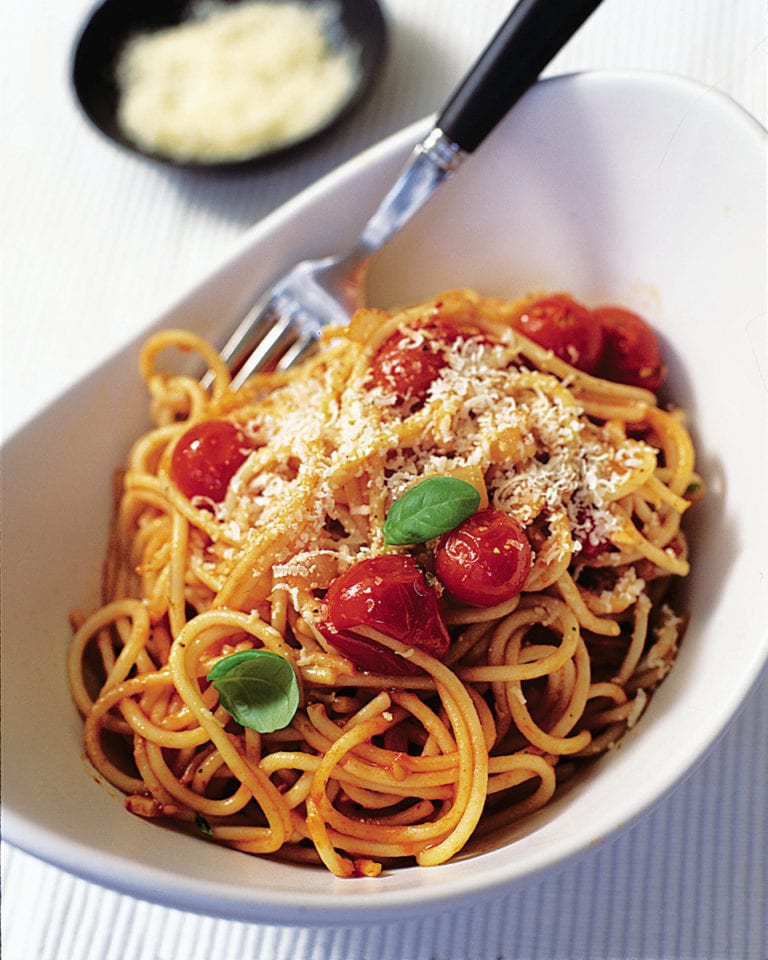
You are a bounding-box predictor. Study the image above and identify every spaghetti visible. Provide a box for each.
[69,289,700,877]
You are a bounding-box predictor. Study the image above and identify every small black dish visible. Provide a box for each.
[71,0,388,170]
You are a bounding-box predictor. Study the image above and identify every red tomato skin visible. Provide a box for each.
[370,335,446,408]
[319,555,450,674]
[318,629,407,675]
[170,420,252,502]
[435,508,532,607]
[593,306,665,391]
[370,318,491,408]
[511,294,604,373]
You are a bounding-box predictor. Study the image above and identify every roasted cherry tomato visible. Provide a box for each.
[370,318,490,409]
[435,508,532,607]
[319,554,450,674]
[593,306,665,391]
[511,294,604,373]
[170,419,252,502]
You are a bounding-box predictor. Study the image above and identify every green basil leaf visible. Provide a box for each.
[195,813,213,838]
[207,650,299,734]
[383,476,481,546]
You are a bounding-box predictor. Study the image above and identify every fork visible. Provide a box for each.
[219,0,604,388]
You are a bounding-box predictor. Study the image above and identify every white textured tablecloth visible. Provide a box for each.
[2,1,766,957]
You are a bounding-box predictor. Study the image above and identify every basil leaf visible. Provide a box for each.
[383,476,481,546]
[685,479,703,498]
[207,650,299,733]
[195,813,213,838]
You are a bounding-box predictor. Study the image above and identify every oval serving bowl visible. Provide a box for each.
[2,71,766,924]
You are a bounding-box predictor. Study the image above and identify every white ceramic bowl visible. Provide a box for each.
[2,71,766,925]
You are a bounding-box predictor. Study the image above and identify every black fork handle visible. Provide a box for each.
[438,0,604,153]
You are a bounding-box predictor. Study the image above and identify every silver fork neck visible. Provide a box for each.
[356,126,469,255]
[418,127,468,175]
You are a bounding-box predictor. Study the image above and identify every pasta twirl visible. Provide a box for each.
[69,289,700,877]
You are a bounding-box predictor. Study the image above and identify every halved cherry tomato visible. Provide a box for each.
[370,318,491,409]
[593,306,665,391]
[435,508,532,607]
[318,554,450,674]
[170,420,253,502]
[511,294,604,373]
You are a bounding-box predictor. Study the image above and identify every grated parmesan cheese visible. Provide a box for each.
[208,324,661,581]
[600,567,646,607]
[626,689,648,728]
[643,604,683,671]
[194,297,678,603]
[116,1,360,163]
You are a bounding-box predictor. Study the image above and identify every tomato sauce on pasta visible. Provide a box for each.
[68,289,701,877]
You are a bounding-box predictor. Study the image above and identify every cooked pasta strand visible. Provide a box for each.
[68,289,697,876]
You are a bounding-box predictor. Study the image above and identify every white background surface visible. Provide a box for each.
[2,1,766,957]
